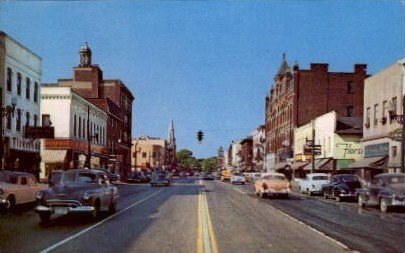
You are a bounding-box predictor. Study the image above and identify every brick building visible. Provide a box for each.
[43,42,134,177]
[265,54,367,170]
[240,137,253,171]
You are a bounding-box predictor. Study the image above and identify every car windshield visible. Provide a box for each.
[385,175,405,185]
[0,174,19,184]
[312,176,328,180]
[340,176,359,182]
[263,175,286,181]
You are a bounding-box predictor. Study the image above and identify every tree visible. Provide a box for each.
[201,157,218,172]
[176,149,197,170]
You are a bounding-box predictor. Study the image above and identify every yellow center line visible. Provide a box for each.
[197,180,219,253]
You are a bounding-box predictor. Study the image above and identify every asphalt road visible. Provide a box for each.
[0,177,403,253]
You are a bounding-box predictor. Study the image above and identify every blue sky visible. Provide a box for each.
[1,1,403,158]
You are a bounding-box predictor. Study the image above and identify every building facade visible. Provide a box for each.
[230,140,242,170]
[131,136,166,171]
[265,54,367,171]
[44,43,134,177]
[0,32,41,172]
[240,137,253,171]
[40,86,108,178]
[251,125,265,171]
[349,58,405,180]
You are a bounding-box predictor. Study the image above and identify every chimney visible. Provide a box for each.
[354,64,367,74]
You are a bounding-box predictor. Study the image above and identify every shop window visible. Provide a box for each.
[7,67,12,92]
[142,152,147,158]
[392,146,398,157]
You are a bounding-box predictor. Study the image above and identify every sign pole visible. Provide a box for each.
[311,122,315,174]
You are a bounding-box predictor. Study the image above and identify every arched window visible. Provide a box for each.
[78,116,82,138]
[6,68,12,92]
[34,82,39,103]
[17,73,22,95]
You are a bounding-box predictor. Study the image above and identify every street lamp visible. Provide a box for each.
[0,94,17,170]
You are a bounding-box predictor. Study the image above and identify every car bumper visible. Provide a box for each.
[35,205,95,215]
[0,198,8,207]
[391,198,405,206]
[264,189,290,195]
[338,193,357,198]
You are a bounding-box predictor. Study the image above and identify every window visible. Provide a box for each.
[42,114,51,127]
[7,68,12,92]
[382,100,387,118]
[374,104,379,126]
[347,81,354,94]
[392,97,397,115]
[6,113,11,130]
[34,115,38,127]
[347,106,354,117]
[74,115,77,137]
[142,152,147,158]
[79,116,82,138]
[82,118,86,139]
[17,73,22,95]
[26,112,30,126]
[16,109,21,132]
[26,78,30,99]
[392,146,398,157]
[34,82,38,103]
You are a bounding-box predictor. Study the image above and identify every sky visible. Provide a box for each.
[0,1,404,158]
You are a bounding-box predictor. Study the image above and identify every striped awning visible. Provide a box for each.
[42,150,67,164]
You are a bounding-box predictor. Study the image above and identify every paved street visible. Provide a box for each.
[0,177,404,253]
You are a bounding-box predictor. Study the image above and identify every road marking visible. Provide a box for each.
[197,181,218,253]
[227,182,352,251]
[40,188,165,253]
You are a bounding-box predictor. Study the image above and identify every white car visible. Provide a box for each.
[0,171,48,211]
[299,173,330,195]
[230,173,246,184]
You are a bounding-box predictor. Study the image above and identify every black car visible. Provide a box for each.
[202,173,214,180]
[151,173,170,187]
[322,174,361,202]
[357,173,405,213]
[35,169,119,223]
[126,172,150,184]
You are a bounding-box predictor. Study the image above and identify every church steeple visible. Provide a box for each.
[168,119,176,152]
[79,42,92,67]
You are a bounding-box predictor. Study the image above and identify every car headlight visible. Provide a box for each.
[82,192,91,200]
[35,191,43,200]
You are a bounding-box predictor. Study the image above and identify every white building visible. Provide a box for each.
[349,58,405,179]
[1,32,41,172]
[231,140,242,170]
[40,85,108,178]
[251,125,265,171]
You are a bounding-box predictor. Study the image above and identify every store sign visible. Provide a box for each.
[24,126,54,139]
[364,142,389,158]
[335,142,363,159]
[389,128,402,142]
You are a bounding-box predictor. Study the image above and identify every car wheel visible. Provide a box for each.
[6,195,16,212]
[380,198,390,213]
[308,190,313,196]
[91,199,101,220]
[358,195,365,207]
[108,200,117,214]
[323,191,328,199]
[39,213,51,224]
[259,191,266,199]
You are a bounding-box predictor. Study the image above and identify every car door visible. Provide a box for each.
[18,176,30,204]
[323,177,336,196]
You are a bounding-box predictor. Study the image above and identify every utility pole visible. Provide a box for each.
[85,106,91,168]
[311,122,315,174]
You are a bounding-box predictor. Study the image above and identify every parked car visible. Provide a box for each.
[93,168,120,182]
[202,172,215,180]
[322,174,361,202]
[357,173,405,213]
[0,171,48,212]
[251,173,262,183]
[254,173,291,198]
[151,173,170,187]
[230,173,246,184]
[34,169,119,223]
[126,171,150,183]
[299,173,330,195]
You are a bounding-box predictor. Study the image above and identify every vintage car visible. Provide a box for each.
[0,171,48,211]
[357,173,405,213]
[126,171,150,184]
[254,173,291,198]
[150,173,170,187]
[202,172,215,180]
[230,173,246,184]
[34,169,119,223]
[93,168,120,182]
[322,174,361,202]
[299,173,330,195]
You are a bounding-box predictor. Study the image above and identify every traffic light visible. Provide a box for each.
[197,130,204,143]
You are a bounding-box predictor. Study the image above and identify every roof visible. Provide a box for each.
[276,53,289,76]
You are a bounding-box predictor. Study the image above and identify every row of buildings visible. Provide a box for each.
[0,32,135,178]
[222,53,405,181]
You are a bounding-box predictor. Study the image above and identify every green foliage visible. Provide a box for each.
[175,149,216,171]
[201,157,217,172]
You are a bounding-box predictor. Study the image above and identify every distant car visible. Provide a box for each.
[322,174,361,202]
[151,173,170,187]
[93,168,120,182]
[0,171,48,212]
[202,173,214,180]
[230,173,246,184]
[357,173,405,213]
[126,172,150,183]
[34,169,119,223]
[299,173,330,195]
[254,173,291,198]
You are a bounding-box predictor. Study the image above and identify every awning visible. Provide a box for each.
[42,150,67,164]
[347,156,387,169]
[303,158,333,171]
[291,161,310,170]
[274,162,289,171]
